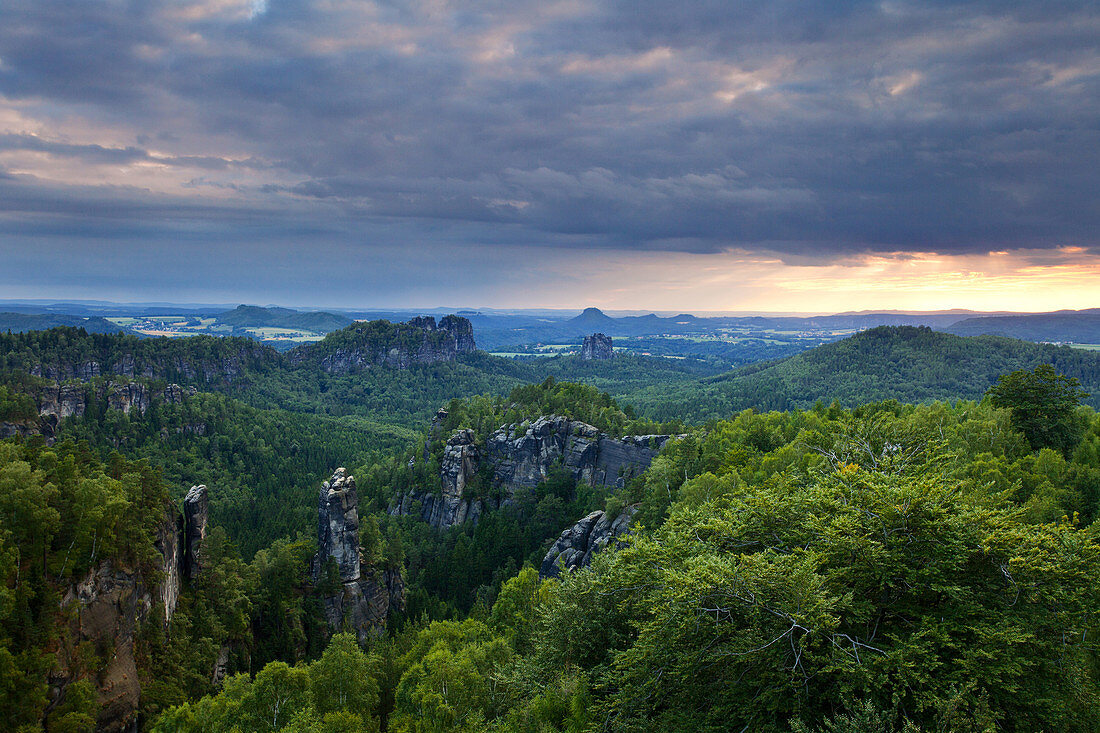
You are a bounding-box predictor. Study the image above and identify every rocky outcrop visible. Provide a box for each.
[289,315,477,374]
[540,505,639,579]
[61,563,151,733]
[156,513,183,624]
[320,568,406,645]
[394,416,676,530]
[314,469,405,642]
[183,485,209,579]
[57,499,187,733]
[314,469,361,583]
[580,333,614,360]
[439,314,477,353]
[7,381,199,442]
[23,340,271,386]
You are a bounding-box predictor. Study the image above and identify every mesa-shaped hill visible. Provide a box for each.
[286,315,477,373]
[215,304,354,332]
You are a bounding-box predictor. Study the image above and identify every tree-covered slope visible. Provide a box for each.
[0,312,131,335]
[946,312,1100,343]
[214,305,354,332]
[624,326,1100,421]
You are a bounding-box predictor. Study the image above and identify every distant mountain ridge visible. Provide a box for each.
[0,312,132,335]
[946,312,1100,343]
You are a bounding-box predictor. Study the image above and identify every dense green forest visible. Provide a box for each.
[625,326,1100,421]
[152,385,1100,732]
[4,324,1100,731]
[947,312,1100,343]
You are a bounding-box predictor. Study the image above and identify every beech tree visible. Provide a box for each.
[987,364,1089,454]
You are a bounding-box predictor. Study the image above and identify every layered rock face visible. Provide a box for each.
[2,381,200,442]
[57,493,208,733]
[394,415,675,530]
[540,505,639,579]
[580,333,614,360]
[314,469,405,642]
[27,345,267,385]
[314,469,361,583]
[292,315,477,374]
[183,485,209,579]
[407,429,484,529]
[61,563,152,733]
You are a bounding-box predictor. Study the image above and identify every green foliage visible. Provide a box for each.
[0,441,170,729]
[987,364,1089,454]
[624,326,1100,422]
[153,634,382,733]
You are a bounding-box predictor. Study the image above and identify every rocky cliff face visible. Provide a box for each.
[289,315,477,374]
[540,505,638,579]
[1,380,199,442]
[60,562,152,733]
[25,342,270,386]
[314,468,361,583]
[393,415,675,530]
[314,469,405,642]
[56,493,206,733]
[580,332,614,360]
[183,485,209,579]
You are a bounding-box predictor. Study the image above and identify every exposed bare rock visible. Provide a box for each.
[393,416,675,531]
[314,468,360,583]
[106,381,151,415]
[58,497,185,732]
[211,646,231,687]
[289,315,477,374]
[37,383,86,419]
[580,332,614,360]
[156,514,183,623]
[314,469,406,641]
[183,485,209,579]
[540,505,639,579]
[320,568,406,645]
[61,562,148,733]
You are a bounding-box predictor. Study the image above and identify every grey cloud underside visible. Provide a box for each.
[1,0,1098,259]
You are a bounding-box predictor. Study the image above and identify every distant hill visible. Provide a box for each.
[622,326,1100,421]
[568,307,617,331]
[0,312,130,334]
[945,312,1100,344]
[216,305,354,332]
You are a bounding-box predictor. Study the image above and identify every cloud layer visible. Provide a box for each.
[1,0,1097,306]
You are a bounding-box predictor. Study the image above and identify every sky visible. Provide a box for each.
[0,0,1098,312]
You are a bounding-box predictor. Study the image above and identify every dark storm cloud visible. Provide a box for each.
[0,0,1098,266]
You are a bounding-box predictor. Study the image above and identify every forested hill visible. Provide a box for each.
[624,326,1100,421]
[0,327,277,384]
[0,312,133,334]
[215,305,354,332]
[946,311,1100,343]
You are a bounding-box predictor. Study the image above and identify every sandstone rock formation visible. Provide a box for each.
[2,380,200,442]
[183,485,209,579]
[580,332,614,360]
[26,343,269,385]
[61,563,151,733]
[314,469,405,642]
[393,416,675,530]
[156,513,183,624]
[314,468,361,583]
[57,499,190,732]
[291,315,477,374]
[540,505,638,579]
